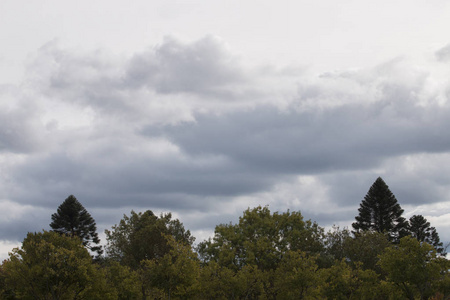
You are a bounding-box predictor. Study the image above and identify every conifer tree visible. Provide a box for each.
[50,195,103,257]
[408,215,445,255]
[352,177,408,242]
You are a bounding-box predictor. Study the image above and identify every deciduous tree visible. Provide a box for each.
[198,206,324,272]
[105,210,194,269]
[105,261,141,300]
[343,231,390,273]
[274,251,321,299]
[141,235,200,299]
[2,231,112,299]
[105,210,194,300]
[378,236,450,300]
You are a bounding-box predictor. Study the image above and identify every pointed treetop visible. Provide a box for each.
[50,195,103,257]
[352,177,408,242]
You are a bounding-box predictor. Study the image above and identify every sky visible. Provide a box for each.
[1,0,450,258]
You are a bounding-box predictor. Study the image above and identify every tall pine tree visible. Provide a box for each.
[50,195,103,257]
[409,215,445,255]
[352,177,408,242]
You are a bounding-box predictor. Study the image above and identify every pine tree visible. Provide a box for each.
[408,215,445,255]
[50,195,103,257]
[352,177,408,242]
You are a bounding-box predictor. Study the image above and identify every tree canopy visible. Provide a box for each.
[2,231,112,300]
[2,178,449,299]
[352,177,409,242]
[378,236,450,300]
[105,210,194,270]
[197,206,324,272]
[1,203,448,300]
[50,195,103,257]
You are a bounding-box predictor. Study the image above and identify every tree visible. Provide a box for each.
[105,210,194,300]
[105,261,142,300]
[141,235,200,300]
[198,206,324,272]
[352,177,408,242]
[378,236,450,300]
[105,210,194,269]
[198,261,238,299]
[274,251,321,299]
[408,214,445,255]
[197,206,324,299]
[2,231,113,300]
[320,225,352,267]
[319,260,392,300]
[343,231,390,273]
[50,195,103,257]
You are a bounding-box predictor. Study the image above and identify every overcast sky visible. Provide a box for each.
[1,0,450,258]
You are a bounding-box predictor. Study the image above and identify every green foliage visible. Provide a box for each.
[105,210,194,270]
[2,230,113,300]
[50,195,103,257]
[104,261,141,300]
[319,260,389,300]
[343,231,390,273]
[352,177,409,242]
[2,201,449,299]
[274,251,320,299]
[198,206,324,272]
[105,210,194,299]
[198,261,238,299]
[235,264,266,299]
[0,262,15,300]
[320,225,352,267]
[141,235,200,299]
[409,214,445,255]
[378,236,450,300]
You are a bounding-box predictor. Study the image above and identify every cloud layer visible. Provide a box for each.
[2,37,450,254]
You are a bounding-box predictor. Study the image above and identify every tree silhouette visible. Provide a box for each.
[409,215,445,255]
[352,177,408,242]
[50,195,103,257]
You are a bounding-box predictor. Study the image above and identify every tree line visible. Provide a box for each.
[0,177,449,299]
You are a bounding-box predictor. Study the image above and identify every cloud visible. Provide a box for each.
[0,200,51,240]
[435,43,450,61]
[159,96,450,178]
[0,85,45,154]
[1,37,450,251]
[125,36,246,96]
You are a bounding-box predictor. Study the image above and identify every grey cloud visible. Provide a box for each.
[157,100,450,176]
[125,36,245,96]
[0,86,43,154]
[3,38,450,247]
[435,43,450,61]
[34,36,247,116]
[0,207,53,241]
[9,149,278,211]
[30,42,129,115]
